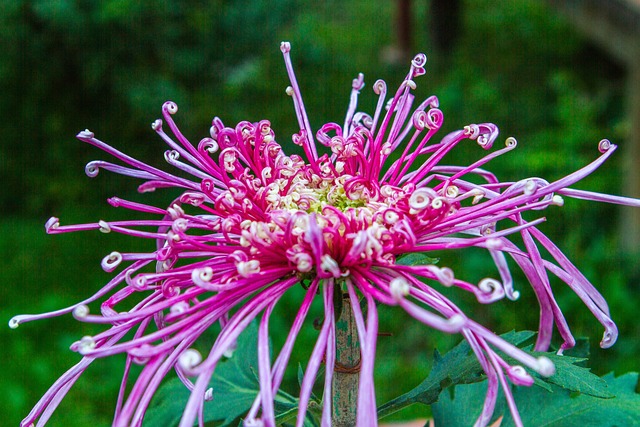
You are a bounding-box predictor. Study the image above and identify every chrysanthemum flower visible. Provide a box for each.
[12,42,640,427]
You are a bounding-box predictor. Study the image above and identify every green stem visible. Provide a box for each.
[332,294,361,426]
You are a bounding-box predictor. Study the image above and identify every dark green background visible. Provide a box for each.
[2,1,638,425]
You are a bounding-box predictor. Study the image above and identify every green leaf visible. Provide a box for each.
[500,338,612,398]
[378,331,616,420]
[435,372,640,427]
[505,372,640,426]
[297,363,305,389]
[431,381,505,427]
[377,331,535,419]
[536,352,613,398]
[396,252,440,266]
[563,337,590,360]
[144,321,310,427]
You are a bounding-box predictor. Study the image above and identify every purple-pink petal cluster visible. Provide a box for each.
[12,42,640,427]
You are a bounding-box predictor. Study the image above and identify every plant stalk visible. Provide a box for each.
[331,294,361,426]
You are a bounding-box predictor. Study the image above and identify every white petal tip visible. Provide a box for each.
[77,129,94,139]
[280,41,291,53]
[536,356,555,377]
[45,217,60,233]
[390,277,411,301]
[179,348,202,370]
[73,304,90,318]
[447,314,466,330]
[8,317,20,329]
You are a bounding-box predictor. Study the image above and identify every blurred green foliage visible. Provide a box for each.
[2,0,638,425]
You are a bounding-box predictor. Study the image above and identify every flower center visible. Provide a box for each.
[213,148,458,280]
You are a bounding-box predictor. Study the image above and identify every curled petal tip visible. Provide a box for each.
[412,110,428,131]
[129,274,148,290]
[237,260,260,278]
[352,73,365,90]
[178,348,202,370]
[464,124,479,138]
[412,53,427,67]
[164,149,180,162]
[373,79,386,95]
[523,180,537,195]
[505,136,517,148]
[390,277,411,301]
[180,192,205,206]
[98,220,111,233]
[45,217,60,233]
[536,356,555,377]
[8,316,20,329]
[199,137,219,154]
[192,267,214,288]
[425,108,443,130]
[151,119,163,131]
[447,314,466,331]
[280,41,291,53]
[477,134,494,149]
[402,79,417,90]
[101,251,123,272]
[85,161,100,178]
[169,301,189,317]
[73,304,90,319]
[411,53,427,77]
[600,326,618,348]
[434,266,454,287]
[507,365,534,386]
[76,336,96,355]
[477,278,505,303]
[77,129,94,139]
[204,388,214,401]
[162,101,178,115]
[598,139,612,153]
[507,289,521,301]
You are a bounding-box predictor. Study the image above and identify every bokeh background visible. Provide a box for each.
[2,0,638,425]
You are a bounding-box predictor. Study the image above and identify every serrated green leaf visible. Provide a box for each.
[538,352,613,398]
[432,381,505,427]
[377,331,535,419]
[396,252,440,266]
[505,340,611,398]
[433,370,639,427]
[144,321,308,427]
[531,375,553,393]
[502,372,640,427]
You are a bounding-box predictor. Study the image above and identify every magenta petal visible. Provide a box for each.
[14,43,638,427]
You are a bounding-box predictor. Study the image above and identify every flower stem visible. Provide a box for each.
[332,294,361,426]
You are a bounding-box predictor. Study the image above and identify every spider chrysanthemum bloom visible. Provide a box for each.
[12,42,640,427]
